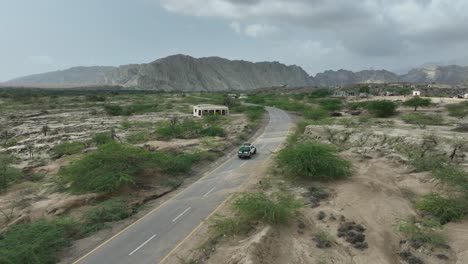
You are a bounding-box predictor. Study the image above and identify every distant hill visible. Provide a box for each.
[5,66,116,87]
[4,55,468,89]
[5,55,313,90]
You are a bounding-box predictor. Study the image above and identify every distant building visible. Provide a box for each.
[412,91,421,96]
[193,104,229,117]
[464,93,468,99]
[239,94,248,99]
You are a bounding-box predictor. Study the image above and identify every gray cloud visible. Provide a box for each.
[160,0,468,59]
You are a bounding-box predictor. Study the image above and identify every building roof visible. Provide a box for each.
[194,104,229,110]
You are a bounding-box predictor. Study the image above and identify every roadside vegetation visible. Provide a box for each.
[59,142,203,193]
[212,192,303,237]
[276,142,352,181]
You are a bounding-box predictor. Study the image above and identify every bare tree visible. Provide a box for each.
[26,143,34,160]
[110,127,122,143]
[41,125,50,136]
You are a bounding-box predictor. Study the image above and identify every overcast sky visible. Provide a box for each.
[1,0,468,81]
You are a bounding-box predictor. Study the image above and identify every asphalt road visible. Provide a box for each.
[74,106,292,264]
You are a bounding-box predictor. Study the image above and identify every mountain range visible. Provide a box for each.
[3,55,468,90]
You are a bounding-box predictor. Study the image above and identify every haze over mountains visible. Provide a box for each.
[4,55,468,90]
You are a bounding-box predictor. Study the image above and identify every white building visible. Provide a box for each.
[193,104,229,117]
[463,93,468,99]
[412,91,421,96]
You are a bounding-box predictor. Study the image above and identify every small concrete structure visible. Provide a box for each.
[412,90,421,96]
[464,93,468,99]
[193,104,229,117]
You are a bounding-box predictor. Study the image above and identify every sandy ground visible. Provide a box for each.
[165,106,468,264]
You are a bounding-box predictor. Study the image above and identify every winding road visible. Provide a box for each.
[73,106,292,264]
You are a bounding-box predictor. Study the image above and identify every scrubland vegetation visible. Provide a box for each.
[0,88,266,262]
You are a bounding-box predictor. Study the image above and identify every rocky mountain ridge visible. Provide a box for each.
[4,55,468,89]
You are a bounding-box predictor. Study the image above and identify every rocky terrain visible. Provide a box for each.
[5,55,313,91]
[4,55,468,90]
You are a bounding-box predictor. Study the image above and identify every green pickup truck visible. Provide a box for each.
[238,143,257,159]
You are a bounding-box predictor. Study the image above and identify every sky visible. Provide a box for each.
[1,0,468,81]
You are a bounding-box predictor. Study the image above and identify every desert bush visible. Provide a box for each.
[403,97,432,111]
[304,108,328,120]
[203,114,222,124]
[366,100,397,117]
[59,143,149,193]
[60,143,202,193]
[416,193,465,224]
[401,113,444,126]
[211,217,251,237]
[0,217,80,264]
[308,89,332,98]
[156,119,203,140]
[432,166,468,194]
[93,132,113,145]
[86,95,106,102]
[447,102,468,118]
[232,192,303,225]
[396,217,446,247]
[81,198,133,234]
[51,141,86,158]
[409,155,449,172]
[104,105,126,116]
[0,154,21,192]
[244,106,265,122]
[276,142,352,180]
[200,126,225,137]
[126,132,150,144]
[316,98,342,111]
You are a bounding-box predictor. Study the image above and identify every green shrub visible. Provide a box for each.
[211,217,251,237]
[348,101,370,110]
[59,143,148,193]
[409,155,449,172]
[93,132,113,145]
[396,217,446,247]
[366,100,397,117]
[200,126,225,137]
[401,113,444,126]
[276,142,352,180]
[156,119,203,140]
[244,106,265,122]
[0,154,21,192]
[232,192,303,225]
[447,103,468,118]
[104,105,126,116]
[416,193,465,224]
[308,89,332,98]
[82,198,133,234]
[59,142,202,193]
[316,98,342,111]
[203,114,222,124]
[121,120,132,129]
[126,132,150,144]
[304,108,328,120]
[51,141,86,158]
[0,218,79,264]
[403,97,432,111]
[432,166,468,194]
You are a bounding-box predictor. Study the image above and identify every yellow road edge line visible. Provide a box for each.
[72,111,274,263]
[158,194,233,264]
